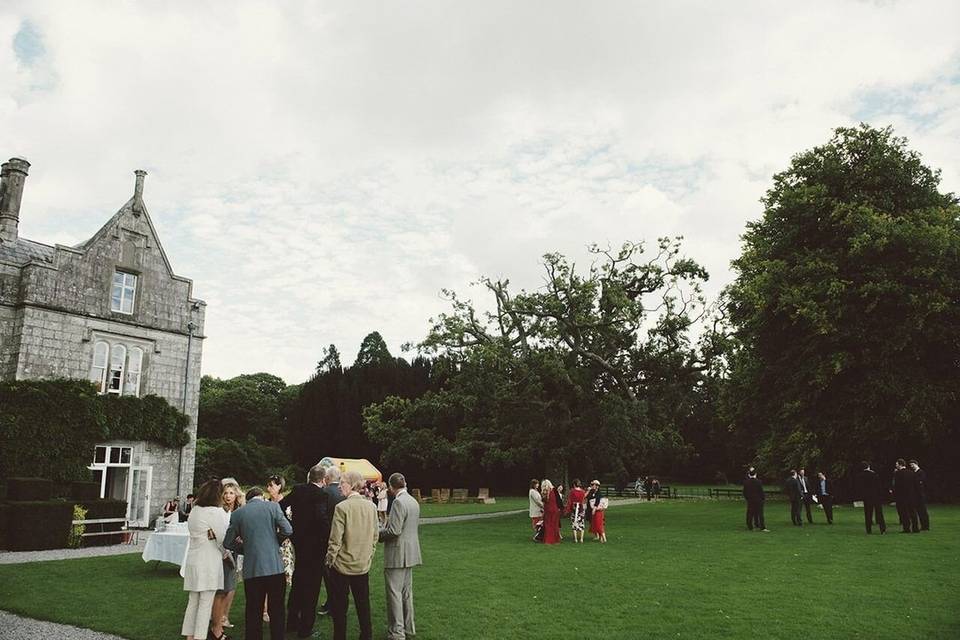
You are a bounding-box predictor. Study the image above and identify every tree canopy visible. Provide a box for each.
[725,124,960,479]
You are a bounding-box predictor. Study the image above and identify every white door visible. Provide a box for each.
[126,466,153,527]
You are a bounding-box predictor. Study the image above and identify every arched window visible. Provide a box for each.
[124,347,143,396]
[89,341,109,392]
[107,344,126,394]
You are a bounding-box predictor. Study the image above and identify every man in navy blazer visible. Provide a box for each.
[224,486,293,640]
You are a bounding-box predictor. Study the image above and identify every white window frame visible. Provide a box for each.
[124,347,143,397]
[90,341,109,393]
[111,271,138,314]
[107,344,127,395]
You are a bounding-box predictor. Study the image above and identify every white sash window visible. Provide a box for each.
[124,347,143,396]
[111,272,137,314]
[107,344,127,394]
[90,341,109,392]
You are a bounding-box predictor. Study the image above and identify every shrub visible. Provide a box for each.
[70,481,100,500]
[6,501,74,551]
[0,502,9,549]
[68,504,87,548]
[6,477,54,502]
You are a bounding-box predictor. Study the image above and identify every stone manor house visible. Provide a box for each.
[0,158,205,527]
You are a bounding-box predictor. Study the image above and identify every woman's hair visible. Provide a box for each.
[541,479,554,495]
[572,479,582,488]
[530,478,539,489]
[194,479,222,508]
[267,474,285,491]
[221,480,245,512]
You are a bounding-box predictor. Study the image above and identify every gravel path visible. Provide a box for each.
[0,539,144,565]
[0,610,127,639]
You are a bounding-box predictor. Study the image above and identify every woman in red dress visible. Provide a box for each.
[541,479,563,544]
[590,491,607,543]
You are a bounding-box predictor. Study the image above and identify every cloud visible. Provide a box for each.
[1,0,958,383]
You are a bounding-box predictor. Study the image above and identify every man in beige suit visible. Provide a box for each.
[379,472,422,640]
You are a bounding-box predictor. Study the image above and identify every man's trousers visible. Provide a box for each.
[328,567,372,640]
[244,572,286,640]
[864,501,886,534]
[745,500,765,530]
[384,567,416,639]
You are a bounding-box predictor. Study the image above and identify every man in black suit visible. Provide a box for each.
[797,468,814,524]
[814,471,834,524]
[909,460,930,531]
[281,463,331,638]
[785,470,803,526]
[854,461,886,534]
[742,467,768,531]
[317,465,346,616]
[893,458,920,533]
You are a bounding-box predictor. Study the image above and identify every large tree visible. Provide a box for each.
[726,124,960,486]
[365,239,713,486]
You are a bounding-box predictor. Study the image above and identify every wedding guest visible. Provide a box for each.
[909,460,930,531]
[540,479,562,545]
[326,470,379,640]
[566,479,587,543]
[591,491,608,543]
[164,497,182,523]
[224,486,292,640]
[528,479,543,531]
[179,494,196,522]
[585,480,600,534]
[377,482,389,525]
[264,474,293,622]
[212,479,244,633]
[651,477,662,501]
[317,466,346,616]
[180,480,227,640]
[280,464,328,638]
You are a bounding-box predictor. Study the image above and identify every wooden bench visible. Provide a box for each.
[450,488,469,503]
[476,487,496,504]
[410,488,422,502]
[72,517,137,544]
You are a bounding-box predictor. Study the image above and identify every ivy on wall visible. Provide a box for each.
[0,379,190,483]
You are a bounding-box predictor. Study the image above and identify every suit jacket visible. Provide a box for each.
[224,497,292,580]
[280,482,326,549]
[854,469,883,503]
[380,489,422,569]
[893,468,919,504]
[915,469,928,501]
[813,478,831,498]
[784,477,801,500]
[797,475,813,499]
[742,477,765,503]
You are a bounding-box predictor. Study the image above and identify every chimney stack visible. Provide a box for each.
[0,157,30,243]
[132,169,147,215]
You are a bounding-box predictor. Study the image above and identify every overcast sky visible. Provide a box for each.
[2,1,958,384]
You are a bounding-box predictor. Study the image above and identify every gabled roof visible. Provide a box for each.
[73,194,177,278]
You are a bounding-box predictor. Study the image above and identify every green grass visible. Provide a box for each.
[418,496,527,518]
[1,501,958,639]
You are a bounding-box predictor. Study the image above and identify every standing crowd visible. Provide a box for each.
[741,458,931,535]
[528,478,609,544]
[177,465,422,640]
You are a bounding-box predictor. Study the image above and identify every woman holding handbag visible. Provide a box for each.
[181,479,228,640]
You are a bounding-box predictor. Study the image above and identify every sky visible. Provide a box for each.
[1,1,958,384]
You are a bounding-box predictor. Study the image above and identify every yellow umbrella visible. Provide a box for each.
[317,457,382,482]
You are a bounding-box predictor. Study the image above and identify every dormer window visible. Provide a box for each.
[111,271,137,314]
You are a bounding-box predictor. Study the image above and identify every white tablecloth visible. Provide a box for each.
[142,527,190,576]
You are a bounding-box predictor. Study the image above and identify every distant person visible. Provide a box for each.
[566,479,587,544]
[909,460,930,531]
[179,494,195,522]
[814,471,834,524]
[264,474,293,622]
[854,461,886,534]
[164,497,181,524]
[645,476,653,501]
[377,481,390,525]
[540,479,563,544]
[326,470,379,640]
[585,480,600,533]
[180,480,227,640]
[651,477,661,501]
[742,468,767,532]
[223,485,293,640]
[797,468,814,524]
[633,477,644,499]
[528,479,543,531]
[379,472,422,640]
[279,464,328,638]
[590,491,608,543]
[785,470,803,526]
[893,459,920,533]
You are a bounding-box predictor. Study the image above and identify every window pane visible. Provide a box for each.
[111,345,126,365]
[113,272,124,285]
[111,291,122,312]
[121,296,133,314]
[109,448,121,464]
[120,448,131,464]
[94,446,106,464]
[94,342,108,367]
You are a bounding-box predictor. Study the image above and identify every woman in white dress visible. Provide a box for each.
[181,479,228,640]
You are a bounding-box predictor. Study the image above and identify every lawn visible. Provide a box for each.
[418,496,527,518]
[1,501,957,639]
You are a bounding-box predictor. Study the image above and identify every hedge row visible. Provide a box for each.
[0,498,129,551]
[0,378,189,484]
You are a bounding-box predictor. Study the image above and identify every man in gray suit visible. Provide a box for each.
[379,472,422,640]
[224,486,293,640]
